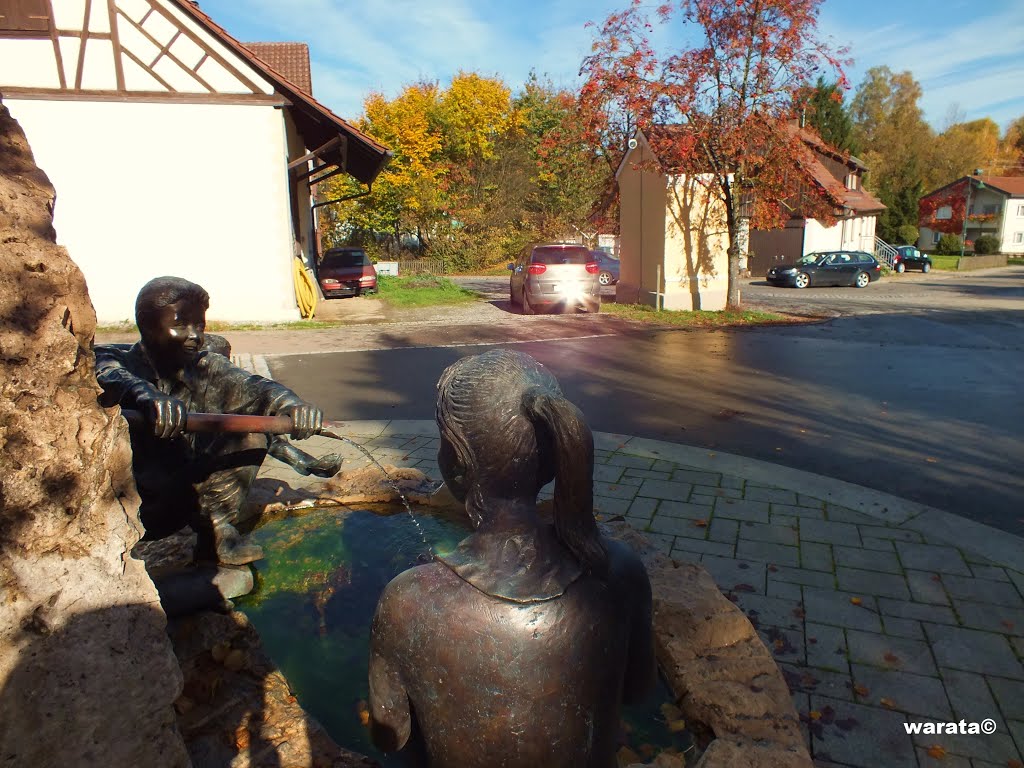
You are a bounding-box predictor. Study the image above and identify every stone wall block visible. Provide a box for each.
[0,101,189,767]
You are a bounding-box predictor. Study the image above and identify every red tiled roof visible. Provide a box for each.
[244,42,313,96]
[978,176,1024,197]
[170,0,390,185]
[639,123,885,215]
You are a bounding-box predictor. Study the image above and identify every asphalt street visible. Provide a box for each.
[265,268,1024,536]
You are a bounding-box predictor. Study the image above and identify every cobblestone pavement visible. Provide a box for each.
[265,420,1024,768]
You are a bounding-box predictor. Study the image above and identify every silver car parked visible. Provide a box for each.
[508,244,601,314]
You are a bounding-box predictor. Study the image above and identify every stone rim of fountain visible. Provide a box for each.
[137,449,813,768]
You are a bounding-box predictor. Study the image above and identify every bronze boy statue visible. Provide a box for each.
[368,350,656,767]
[95,276,326,565]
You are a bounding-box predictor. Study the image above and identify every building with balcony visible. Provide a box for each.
[919,176,1024,255]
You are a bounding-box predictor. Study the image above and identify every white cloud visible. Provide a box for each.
[207,0,1024,129]
[819,0,1024,128]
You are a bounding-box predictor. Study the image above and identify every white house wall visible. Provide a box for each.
[802,219,841,254]
[999,198,1024,254]
[0,0,276,97]
[5,98,299,323]
[801,216,877,255]
[661,175,728,311]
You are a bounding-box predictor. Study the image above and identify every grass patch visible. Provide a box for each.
[926,254,961,270]
[603,302,797,327]
[368,274,480,308]
[1008,257,1024,267]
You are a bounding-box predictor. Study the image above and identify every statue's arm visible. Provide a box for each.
[621,553,657,705]
[367,591,413,753]
[204,356,321,439]
[94,346,162,408]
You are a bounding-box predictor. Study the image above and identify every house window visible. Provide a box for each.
[1017,204,1024,217]
[936,205,952,220]
[982,203,999,215]
[0,0,52,36]
[933,232,942,244]
[1014,232,1023,244]
[845,173,858,190]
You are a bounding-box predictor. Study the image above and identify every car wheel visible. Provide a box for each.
[895,262,905,273]
[794,272,810,289]
[599,271,613,286]
[523,291,535,315]
[922,263,931,273]
[509,280,518,305]
[854,271,870,288]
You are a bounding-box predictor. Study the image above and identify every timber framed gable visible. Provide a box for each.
[0,0,281,104]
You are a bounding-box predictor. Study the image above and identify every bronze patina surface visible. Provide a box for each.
[95,276,327,565]
[368,349,656,767]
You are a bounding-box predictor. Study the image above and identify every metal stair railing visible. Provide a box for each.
[874,237,898,268]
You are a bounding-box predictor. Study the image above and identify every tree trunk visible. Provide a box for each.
[725,192,742,309]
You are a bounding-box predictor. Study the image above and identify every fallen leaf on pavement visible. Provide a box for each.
[850,597,863,606]
[925,457,938,463]
[925,744,946,759]
[853,684,870,697]
[880,697,897,709]
[693,519,708,527]
[809,710,822,720]
[884,651,900,664]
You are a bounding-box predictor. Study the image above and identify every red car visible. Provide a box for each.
[317,247,377,298]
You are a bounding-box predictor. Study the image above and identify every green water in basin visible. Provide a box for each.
[235,505,695,766]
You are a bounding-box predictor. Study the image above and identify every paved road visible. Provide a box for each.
[264,267,1024,536]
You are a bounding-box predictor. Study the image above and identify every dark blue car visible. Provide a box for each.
[766,250,882,289]
[590,250,620,286]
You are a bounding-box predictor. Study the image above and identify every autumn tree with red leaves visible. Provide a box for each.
[582,0,848,307]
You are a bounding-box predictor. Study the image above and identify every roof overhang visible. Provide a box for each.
[171,0,391,186]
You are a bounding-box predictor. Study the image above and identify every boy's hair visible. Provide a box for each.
[135,276,210,329]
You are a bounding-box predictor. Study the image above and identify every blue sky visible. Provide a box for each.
[199,0,1024,132]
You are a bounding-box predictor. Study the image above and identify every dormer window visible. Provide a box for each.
[845,173,858,190]
[0,0,52,37]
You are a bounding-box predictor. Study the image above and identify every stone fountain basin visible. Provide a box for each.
[137,463,812,768]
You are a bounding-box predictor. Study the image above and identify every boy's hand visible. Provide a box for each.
[287,404,323,441]
[139,393,188,439]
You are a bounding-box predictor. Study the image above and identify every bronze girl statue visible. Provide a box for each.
[368,349,655,767]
